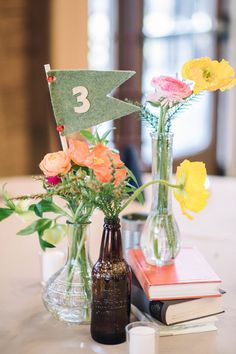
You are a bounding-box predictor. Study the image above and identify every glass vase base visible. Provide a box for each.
[42,267,91,325]
[42,297,90,325]
[142,247,175,267]
[141,212,181,267]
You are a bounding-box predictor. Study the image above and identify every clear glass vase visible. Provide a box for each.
[141,133,180,266]
[42,222,92,324]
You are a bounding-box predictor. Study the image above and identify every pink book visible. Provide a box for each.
[128,248,222,300]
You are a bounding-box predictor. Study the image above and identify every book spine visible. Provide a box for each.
[128,251,151,298]
[149,301,167,325]
[132,284,168,325]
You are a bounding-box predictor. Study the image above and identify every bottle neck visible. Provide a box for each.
[99,218,123,261]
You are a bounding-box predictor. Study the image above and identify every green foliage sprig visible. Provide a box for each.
[137,94,203,134]
[93,168,144,219]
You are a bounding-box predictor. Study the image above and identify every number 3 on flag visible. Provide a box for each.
[72,86,90,114]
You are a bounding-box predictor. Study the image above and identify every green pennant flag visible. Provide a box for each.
[46,69,140,135]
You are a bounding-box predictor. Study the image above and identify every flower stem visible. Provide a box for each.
[121,179,179,213]
[66,221,91,320]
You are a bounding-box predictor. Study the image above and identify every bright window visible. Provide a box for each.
[142,0,217,163]
[88,0,115,139]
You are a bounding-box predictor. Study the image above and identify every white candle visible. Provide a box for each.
[129,326,157,354]
[40,250,65,285]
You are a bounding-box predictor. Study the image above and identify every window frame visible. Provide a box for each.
[115,0,227,174]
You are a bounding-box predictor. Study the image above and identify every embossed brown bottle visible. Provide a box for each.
[90,218,132,344]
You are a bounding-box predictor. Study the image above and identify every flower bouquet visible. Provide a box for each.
[140,57,236,266]
[0,127,156,324]
[0,130,132,323]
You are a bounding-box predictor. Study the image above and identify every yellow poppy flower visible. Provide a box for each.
[182,57,236,94]
[174,160,209,220]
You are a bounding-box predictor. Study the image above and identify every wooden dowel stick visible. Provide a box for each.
[44,64,68,151]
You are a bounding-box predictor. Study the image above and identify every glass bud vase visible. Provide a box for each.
[141,133,180,266]
[42,222,92,324]
[91,218,132,345]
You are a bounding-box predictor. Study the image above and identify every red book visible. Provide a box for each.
[128,248,222,300]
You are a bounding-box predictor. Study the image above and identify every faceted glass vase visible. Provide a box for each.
[141,133,181,266]
[42,222,92,324]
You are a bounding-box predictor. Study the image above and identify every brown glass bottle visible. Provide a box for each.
[90,218,132,345]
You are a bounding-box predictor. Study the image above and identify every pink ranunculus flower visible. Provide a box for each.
[147,75,192,106]
[46,175,62,185]
[39,151,71,177]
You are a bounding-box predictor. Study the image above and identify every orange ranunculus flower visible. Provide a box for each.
[68,139,90,166]
[39,151,71,177]
[86,144,127,185]
[115,167,127,184]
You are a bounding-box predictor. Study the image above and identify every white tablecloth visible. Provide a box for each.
[0,175,236,354]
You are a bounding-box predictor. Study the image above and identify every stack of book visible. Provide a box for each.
[128,247,225,336]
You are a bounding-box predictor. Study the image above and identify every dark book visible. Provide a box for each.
[131,278,224,325]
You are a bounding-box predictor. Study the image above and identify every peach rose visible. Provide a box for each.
[86,144,127,185]
[39,151,71,177]
[68,139,90,166]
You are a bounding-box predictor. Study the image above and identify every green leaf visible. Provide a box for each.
[95,130,100,142]
[1,185,15,209]
[124,184,144,205]
[38,236,55,251]
[126,168,139,187]
[34,204,43,217]
[0,208,14,221]
[101,128,115,141]
[37,219,55,250]
[17,218,52,236]
[37,219,53,237]
[134,189,145,204]
[36,199,65,215]
[79,130,96,143]
[29,203,43,217]
[124,175,144,205]
[147,101,161,107]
